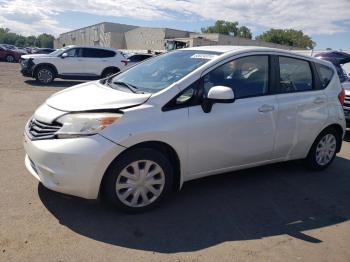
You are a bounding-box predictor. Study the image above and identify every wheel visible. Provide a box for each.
[5,55,15,63]
[102,148,173,213]
[304,128,340,170]
[35,66,55,84]
[102,68,119,78]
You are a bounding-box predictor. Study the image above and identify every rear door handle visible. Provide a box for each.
[313,97,326,104]
[258,104,275,113]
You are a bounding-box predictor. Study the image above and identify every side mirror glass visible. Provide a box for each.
[202,86,235,113]
[61,52,68,58]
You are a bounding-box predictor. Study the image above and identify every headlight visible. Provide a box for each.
[56,113,122,138]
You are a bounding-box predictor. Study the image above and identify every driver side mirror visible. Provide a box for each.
[61,52,68,58]
[201,86,235,113]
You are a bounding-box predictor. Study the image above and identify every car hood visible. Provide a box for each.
[46,81,151,112]
[21,54,50,59]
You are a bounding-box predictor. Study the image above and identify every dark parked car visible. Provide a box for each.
[315,51,350,83]
[31,48,56,54]
[0,46,21,62]
[126,53,154,67]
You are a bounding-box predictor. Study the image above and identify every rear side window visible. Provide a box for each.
[279,57,313,93]
[316,63,334,89]
[83,48,116,58]
[129,55,151,62]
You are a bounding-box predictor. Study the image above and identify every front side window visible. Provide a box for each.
[279,57,313,93]
[110,50,220,93]
[203,55,269,99]
[65,48,82,57]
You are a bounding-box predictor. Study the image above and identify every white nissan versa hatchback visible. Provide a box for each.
[23,46,346,212]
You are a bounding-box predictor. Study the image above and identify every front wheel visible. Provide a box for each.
[35,66,55,84]
[102,148,173,213]
[304,128,340,170]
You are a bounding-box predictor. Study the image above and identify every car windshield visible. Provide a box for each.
[109,50,221,93]
[49,47,70,56]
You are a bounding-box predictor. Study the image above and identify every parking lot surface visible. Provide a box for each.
[0,62,350,262]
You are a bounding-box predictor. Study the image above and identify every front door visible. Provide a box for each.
[187,55,278,177]
[56,48,85,75]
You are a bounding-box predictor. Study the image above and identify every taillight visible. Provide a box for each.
[121,60,128,66]
[338,85,345,106]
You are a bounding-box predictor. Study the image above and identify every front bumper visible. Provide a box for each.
[23,133,125,199]
[21,67,33,77]
[20,59,34,77]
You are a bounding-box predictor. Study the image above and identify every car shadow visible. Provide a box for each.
[24,79,85,88]
[38,157,350,253]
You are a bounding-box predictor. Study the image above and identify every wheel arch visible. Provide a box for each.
[101,66,120,77]
[33,63,58,77]
[100,140,181,196]
[313,123,344,153]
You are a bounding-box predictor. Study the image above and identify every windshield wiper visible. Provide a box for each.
[112,81,139,93]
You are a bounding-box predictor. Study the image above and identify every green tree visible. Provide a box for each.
[201,20,239,35]
[201,20,252,39]
[36,33,55,48]
[26,35,37,47]
[0,28,10,34]
[256,29,315,49]
[236,26,252,39]
[0,28,55,48]
[15,35,26,47]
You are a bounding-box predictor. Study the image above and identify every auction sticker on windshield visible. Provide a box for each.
[190,54,218,59]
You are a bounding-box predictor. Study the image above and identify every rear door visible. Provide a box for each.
[82,48,116,76]
[273,56,329,159]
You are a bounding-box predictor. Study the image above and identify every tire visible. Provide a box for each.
[304,128,340,170]
[5,55,15,63]
[102,148,173,213]
[102,68,119,78]
[35,66,55,84]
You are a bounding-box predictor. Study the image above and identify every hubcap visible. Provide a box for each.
[315,134,336,166]
[38,69,53,83]
[116,160,165,208]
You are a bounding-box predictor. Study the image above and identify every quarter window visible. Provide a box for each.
[279,57,313,92]
[203,56,269,99]
[316,64,334,89]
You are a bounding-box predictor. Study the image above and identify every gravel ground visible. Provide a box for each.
[0,62,350,262]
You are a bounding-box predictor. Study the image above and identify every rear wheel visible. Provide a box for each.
[304,128,340,170]
[5,55,15,63]
[35,66,55,84]
[102,148,173,213]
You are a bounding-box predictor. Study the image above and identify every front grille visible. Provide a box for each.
[26,118,62,140]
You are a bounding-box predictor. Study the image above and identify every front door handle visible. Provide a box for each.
[258,104,275,113]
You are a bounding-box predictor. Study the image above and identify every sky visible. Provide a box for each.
[0,0,349,50]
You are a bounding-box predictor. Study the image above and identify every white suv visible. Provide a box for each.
[23,46,346,212]
[20,45,128,84]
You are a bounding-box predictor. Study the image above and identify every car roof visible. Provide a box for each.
[184,45,332,66]
[64,45,118,52]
